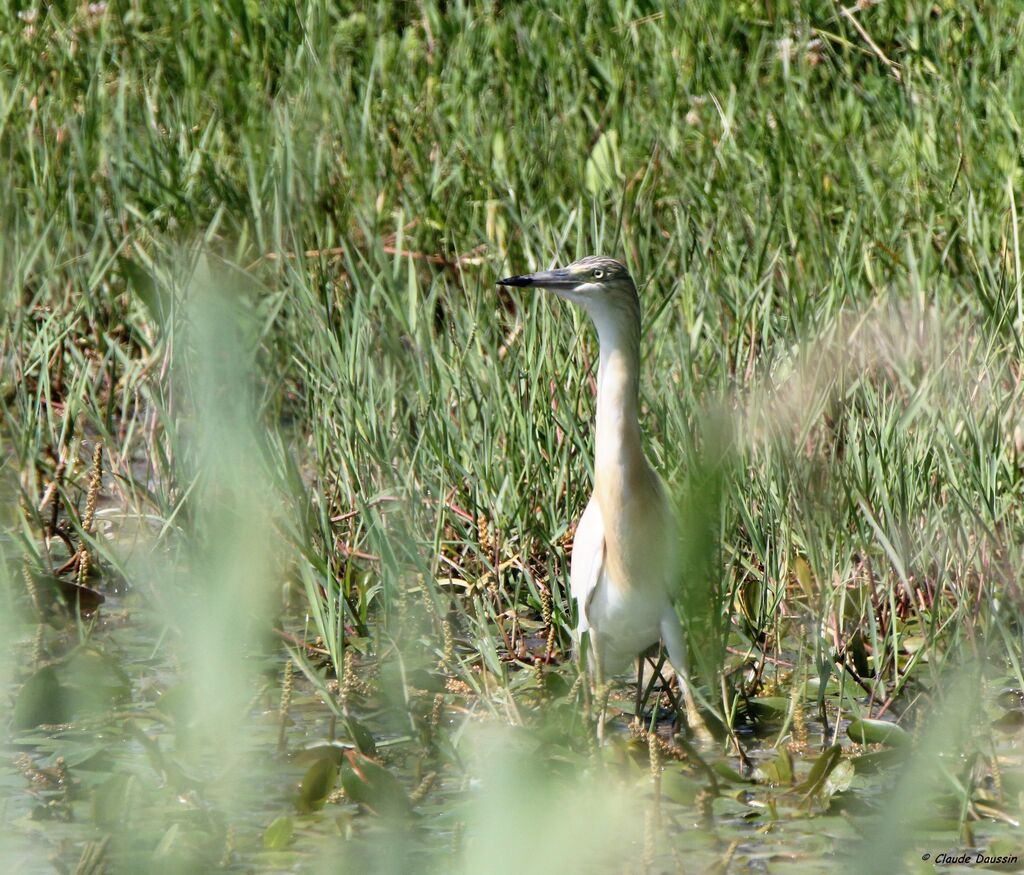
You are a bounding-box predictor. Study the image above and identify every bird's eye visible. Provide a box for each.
[593,269,604,279]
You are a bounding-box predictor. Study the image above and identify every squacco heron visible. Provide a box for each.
[498,255,702,732]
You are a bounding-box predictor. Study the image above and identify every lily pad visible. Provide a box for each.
[748,697,791,721]
[846,718,910,748]
[62,648,133,716]
[662,769,702,805]
[851,748,905,774]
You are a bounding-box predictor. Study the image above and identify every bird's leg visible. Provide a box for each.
[633,655,643,724]
[636,648,670,721]
[588,630,608,744]
[577,631,593,715]
[650,655,682,715]
[660,615,711,741]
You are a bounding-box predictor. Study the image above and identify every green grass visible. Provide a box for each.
[4,1,1024,871]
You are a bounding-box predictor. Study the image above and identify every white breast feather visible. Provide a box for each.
[569,498,604,634]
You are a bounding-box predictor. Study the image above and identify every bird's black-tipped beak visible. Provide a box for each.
[496,267,576,290]
[497,274,535,287]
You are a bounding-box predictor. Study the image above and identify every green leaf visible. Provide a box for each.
[848,632,870,678]
[119,256,169,323]
[91,772,134,828]
[798,744,842,796]
[491,129,506,178]
[747,696,790,721]
[846,718,911,748]
[753,748,793,785]
[542,671,572,699]
[996,689,1024,710]
[341,751,413,817]
[793,556,814,599]
[13,648,132,729]
[341,716,377,757]
[154,682,194,725]
[262,816,294,850]
[712,761,751,784]
[12,666,71,728]
[62,648,133,716]
[296,756,339,814]
[661,769,702,805]
[851,748,905,774]
[993,710,1024,733]
[584,129,622,196]
[822,759,855,798]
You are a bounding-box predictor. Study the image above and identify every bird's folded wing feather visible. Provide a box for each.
[569,499,605,633]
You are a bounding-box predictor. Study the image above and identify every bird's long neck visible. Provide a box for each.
[591,306,645,488]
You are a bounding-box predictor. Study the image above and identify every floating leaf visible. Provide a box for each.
[851,748,905,774]
[753,748,793,786]
[12,666,71,728]
[798,744,842,797]
[543,671,572,699]
[262,816,294,850]
[822,759,855,798]
[986,837,1023,866]
[846,718,910,748]
[901,635,927,654]
[154,683,194,725]
[42,737,113,770]
[62,648,133,717]
[341,751,412,817]
[293,744,346,767]
[992,710,1024,733]
[296,756,339,814]
[712,761,751,784]
[661,769,702,805]
[32,570,105,614]
[748,697,790,721]
[91,772,134,828]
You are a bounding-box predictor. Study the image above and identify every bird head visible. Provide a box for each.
[497,255,638,320]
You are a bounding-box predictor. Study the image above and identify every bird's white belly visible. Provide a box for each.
[586,572,672,674]
[569,491,681,677]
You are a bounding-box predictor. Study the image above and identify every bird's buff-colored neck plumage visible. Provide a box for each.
[589,293,645,493]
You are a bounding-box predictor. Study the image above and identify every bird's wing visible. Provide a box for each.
[569,498,605,634]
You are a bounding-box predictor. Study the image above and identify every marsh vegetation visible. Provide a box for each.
[3,2,1024,872]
